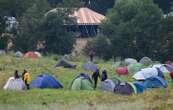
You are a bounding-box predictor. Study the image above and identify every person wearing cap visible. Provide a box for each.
[101,69,108,81]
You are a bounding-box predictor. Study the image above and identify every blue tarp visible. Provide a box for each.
[30,74,63,89]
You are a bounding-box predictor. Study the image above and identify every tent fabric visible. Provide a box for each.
[14,51,23,57]
[110,76,122,85]
[70,73,93,90]
[125,58,137,65]
[112,62,121,69]
[143,76,167,88]
[82,62,97,72]
[114,82,134,95]
[133,67,158,80]
[100,79,116,92]
[164,64,173,72]
[128,63,143,74]
[34,51,42,57]
[152,64,169,74]
[115,67,128,75]
[30,74,63,89]
[55,58,76,68]
[3,77,25,90]
[133,81,145,94]
[139,57,152,66]
[24,51,39,58]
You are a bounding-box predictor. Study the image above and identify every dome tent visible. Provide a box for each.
[133,67,158,80]
[99,79,116,92]
[30,74,63,89]
[114,82,135,95]
[143,76,167,88]
[124,58,137,65]
[139,57,152,66]
[70,73,93,90]
[3,77,25,91]
[128,63,143,74]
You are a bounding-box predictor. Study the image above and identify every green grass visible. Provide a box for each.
[0,55,173,110]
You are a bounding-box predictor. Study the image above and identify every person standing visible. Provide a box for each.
[89,51,95,62]
[101,69,108,81]
[92,69,100,89]
[22,70,31,90]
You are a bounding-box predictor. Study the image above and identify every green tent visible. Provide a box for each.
[71,77,94,90]
[127,63,143,74]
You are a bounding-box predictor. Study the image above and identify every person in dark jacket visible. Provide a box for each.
[92,69,100,89]
[14,70,20,79]
[101,69,108,81]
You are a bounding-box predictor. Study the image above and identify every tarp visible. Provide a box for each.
[164,64,173,72]
[30,74,63,89]
[3,77,25,90]
[55,58,76,68]
[70,73,93,90]
[133,67,158,80]
[82,61,97,72]
[143,76,167,88]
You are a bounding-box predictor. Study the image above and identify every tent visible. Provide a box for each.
[164,64,173,72]
[133,67,158,80]
[152,64,169,74]
[3,77,25,90]
[143,76,167,88]
[114,82,135,95]
[70,73,93,90]
[30,74,63,89]
[115,67,128,75]
[133,81,145,94]
[110,76,122,85]
[82,61,97,72]
[139,57,152,66]
[128,63,143,74]
[55,58,76,68]
[99,79,116,92]
[0,50,5,55]
[24,51,39,58]
[34,51,42,57]
[124,58,137,65]
[14,51,23,58]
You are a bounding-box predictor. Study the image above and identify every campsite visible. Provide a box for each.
[1,0,173,110]
[0,54,173,110]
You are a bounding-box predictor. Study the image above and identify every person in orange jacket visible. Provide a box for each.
[22,69,31,90]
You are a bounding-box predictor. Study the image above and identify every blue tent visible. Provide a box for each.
[133,81,145,94]
[143,76,167,88]
[82,62,97,72]
[30,74,63,89]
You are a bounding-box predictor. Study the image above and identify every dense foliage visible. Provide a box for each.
[86,0,173,61]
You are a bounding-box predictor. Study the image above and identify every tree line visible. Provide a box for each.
[0,0,173,61]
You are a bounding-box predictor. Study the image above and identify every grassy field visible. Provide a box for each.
[0,55,173,110]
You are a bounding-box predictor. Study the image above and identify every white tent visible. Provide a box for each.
[133,67,158,80]
[3,77,25,90]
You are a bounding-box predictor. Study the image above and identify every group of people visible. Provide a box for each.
[92,69,108,89]
[13,70,31,89]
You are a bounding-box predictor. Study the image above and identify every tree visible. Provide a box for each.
[153,0,172,14]
[81,0,115,15]
[87,0,164,60]
[39,12,75,54]
[13,0,50,51]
